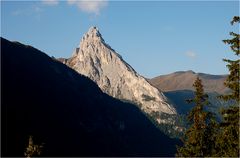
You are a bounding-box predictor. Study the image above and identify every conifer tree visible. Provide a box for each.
[24,135,43,158]
[176,77,216,157]
[221,16,239,101]
[215,16,240,157]
[176,16,239,157]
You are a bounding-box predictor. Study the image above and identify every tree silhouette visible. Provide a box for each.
[24,136,43,158]
[176,77,216,156]
[215,16,240,157]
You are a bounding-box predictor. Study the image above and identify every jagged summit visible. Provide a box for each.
[62,27,177,126]
[80,26,105,45]
[85,26,100,37]
[90,26,98,31]
[72,27,111,57]
[73,26,120,59]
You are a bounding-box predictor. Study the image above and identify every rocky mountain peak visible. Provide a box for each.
[80,26,104,45]
[62,27,177,126]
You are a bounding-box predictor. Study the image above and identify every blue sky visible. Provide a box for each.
[1,0,239,78]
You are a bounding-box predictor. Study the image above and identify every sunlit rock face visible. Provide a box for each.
[63,27,177,124]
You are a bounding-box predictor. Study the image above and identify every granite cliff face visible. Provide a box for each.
[62,27,177,124]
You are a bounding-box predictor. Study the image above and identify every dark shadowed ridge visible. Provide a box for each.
[1,37,180,157]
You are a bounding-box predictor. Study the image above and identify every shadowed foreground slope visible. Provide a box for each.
[1,37,179,157]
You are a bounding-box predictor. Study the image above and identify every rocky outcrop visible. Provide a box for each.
[62,27,177,124]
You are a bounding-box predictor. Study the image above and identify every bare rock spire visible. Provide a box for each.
[64,27,177,125]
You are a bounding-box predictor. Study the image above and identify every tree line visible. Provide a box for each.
[176,16,239,157]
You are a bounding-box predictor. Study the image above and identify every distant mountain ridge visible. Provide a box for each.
[149,70,228,94]
[149,71,230,117]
